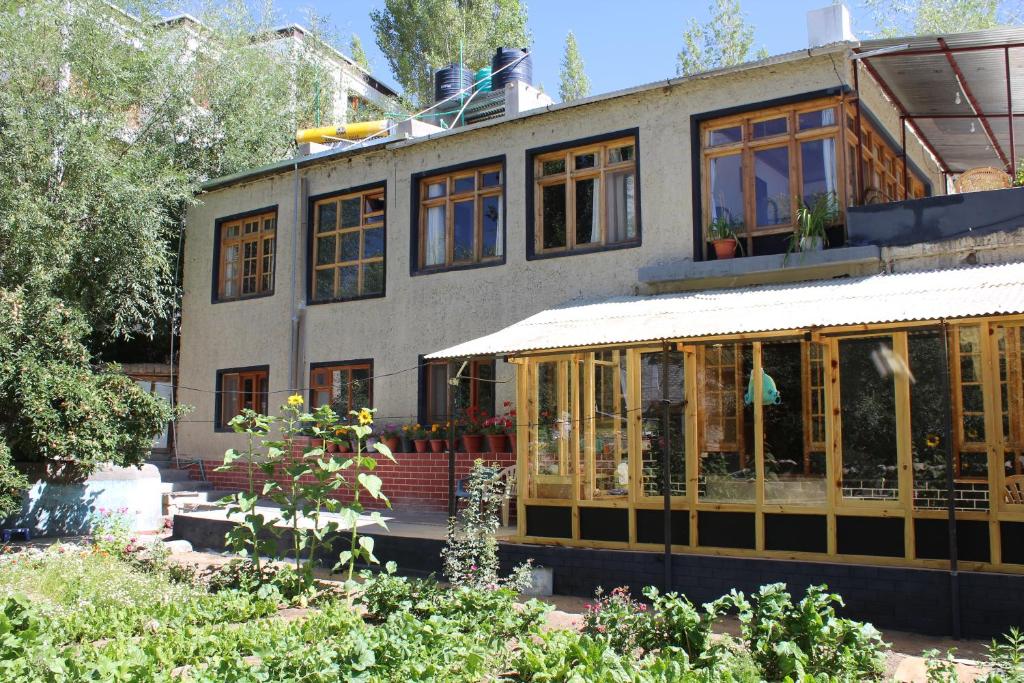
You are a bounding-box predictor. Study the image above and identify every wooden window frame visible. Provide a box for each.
[309,360,374,414]
[421,358,496,425]
[214,209,276,302]
[416,164,504,272]
[310,185,386,304]
[530,133,640,259]
[215,365,269,431]
[844,102,929,205]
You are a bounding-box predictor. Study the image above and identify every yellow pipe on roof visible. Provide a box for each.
[295,120,389,144]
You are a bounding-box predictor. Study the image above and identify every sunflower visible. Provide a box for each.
[925,434,941,448]
[287,393,304,407]
[357,408,373,425]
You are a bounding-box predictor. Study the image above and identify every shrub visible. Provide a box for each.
[357,561,443,619]
[637,586,731,664]
[582,586,649,653]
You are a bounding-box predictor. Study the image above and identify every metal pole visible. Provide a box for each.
[940,321,962,639]
[901,117,909,201]
[661,343,673,591]
[447,362,457,519]
[853,65,865,204]
[1007,47,1016,175]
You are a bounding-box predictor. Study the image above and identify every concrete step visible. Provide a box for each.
[160,479,212,494]
[167,489,240,514]
[158,468,194,483]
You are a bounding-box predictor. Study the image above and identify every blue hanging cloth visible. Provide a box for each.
[744,368,781,406]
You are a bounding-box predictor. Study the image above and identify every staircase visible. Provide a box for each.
[146,453,238,515]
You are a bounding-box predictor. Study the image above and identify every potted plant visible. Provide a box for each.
[379,424,402,453]
[790,191,838,254]
[429,423,449,453]
[707,215,743,259]
[460,406,487,454]
[482,415,510,453]
[330,425,352,453]
[405,423,430,452]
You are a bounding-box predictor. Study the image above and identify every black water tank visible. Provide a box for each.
[434,63,473,103]
[491,47,532,89]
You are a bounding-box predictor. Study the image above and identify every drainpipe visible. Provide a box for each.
[288,162,303,394]
[661,343,673,591]
[940,319,962,639]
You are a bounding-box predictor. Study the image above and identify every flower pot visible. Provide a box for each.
[508,433,517,454]
[382,436,401,453]
[337,441,352,453]
[712,238,738,259]
[413,439,430,453]
[485,434,508,454]
[429,439,448,453]
[799,235,824,252]
[326,441,339,453]
[462,433,485,454]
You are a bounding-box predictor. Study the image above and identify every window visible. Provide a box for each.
[312,187,385,302]
[845,102,928,204]
[217,210,276,301]
[533,136,638,256]
[697,343,755,503]
[416,163,503,271]
[216,367,268,429]
[422,359,496,425]
[309,361,372,415]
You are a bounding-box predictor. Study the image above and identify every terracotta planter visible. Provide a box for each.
[429,438,448,453]
[508,433,517,454]
[712,238,738,260]
[462,433,485,454]
[413,439,430,453]
[382,436,401,452]
[337,441,352,453]
[485,434,508,454]
[325,441,339,453]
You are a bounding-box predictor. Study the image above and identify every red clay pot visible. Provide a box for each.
[429,439,448,453]
[462,434,485,454]
[382,437,401,452]
[325,441,339,453]
[485,434,508,454]
[413,439,430,453]
[337,441,352,453]
[712,238,738,260]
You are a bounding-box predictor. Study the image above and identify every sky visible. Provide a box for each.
[267,1,875,99]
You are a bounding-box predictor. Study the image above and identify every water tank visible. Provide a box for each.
[434,63,473,103]
[491,47,532,90]
[474,67,492,93]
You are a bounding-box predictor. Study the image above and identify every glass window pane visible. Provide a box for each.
[427,363,448,424]
[263,217,276,232]
[364,193,385,214]
[475,361,495,415]
[752,117,787,138]
[800,138,838,208]
[532,360,572,500]
[839,336,898,501]
[363,262,384,296]
[351,368,371,411]
[340,232,360,262]
[575,152,597,170]
[453,176,475,193]
[221,374,238,425]
[426,181,446,199]
[575,177,599,246]
[339,266,359,298]
[798,108,837,130]
[317,203,336,232]
[587,351,631,498]
[222,245,239,297]
[316,236,336,266]
[424,205,446,266]
[754,146,791,226]
[699,343,755,503]
[708,154,744,229]
[640,351,686,497]
[481,170,502,187]
[453,200,475,261]
[481,195,502,258]
[542,183,567,249]
[709,126,742,146]
[340,197,361,228]
[608,145,634,164]
[225,224,240,238]
[541,158,566,176]
[314,269,334,300]
[363,227,384,259]
[606,169,635,243]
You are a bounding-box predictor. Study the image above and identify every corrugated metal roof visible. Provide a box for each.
[426,262,1024,359]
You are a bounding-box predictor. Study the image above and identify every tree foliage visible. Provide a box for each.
[558,31,591,103]
[676,0,768,77]
[860,0,1020,36]
[350,33,371,72]
[370,0,531,106]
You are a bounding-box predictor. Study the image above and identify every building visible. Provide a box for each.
[177,7,1024,636]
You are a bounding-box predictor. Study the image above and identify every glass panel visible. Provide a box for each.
[541,158,566,176]
[317,202,336,232]
[243,220,259,234]
[798,107,837,130]
[961,326,987,446]
[316,236,336,266]
[752,117,787,138]
[800,138,838,207]
[640,351,686,497]
[839,336,898,501]
[363,227,384,259]
[453,176,475,193]
[364,193,385,214]
[475,362,496,416]
[608,144,634,164]
[763,340,825,505]
[708,154,744,229]
[452,200,475,261]
[587,351,629,498]
[424,205,446,266]
[340,232,360,262]
[241,376,255,411]
[339,266,359,298]
[575,152,597,170]
[709,126,742,146]
[363,262,384,296]
[426,363,448,424]
[532,360,573,500]
[221,374,238,425]
[542,183,567,249]
[261,238,274,292]
[606,170,636,243]
[222,245,239,298]
[351,368,371,410]
[225,224,240,238]
[699,343,755,503]
[241,241,258,294]
[426,181,446,199]
[481,170,501,187]
[754,146,791,227]
[574,177,599,246]
[314,268,334,300]
[263,217,276,232]
[481,195,502,258]
[340,197,361,228]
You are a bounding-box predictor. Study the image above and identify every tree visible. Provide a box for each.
[350,33,371,72]
[558,31,591,102]
[370,0,531,106]
[676,0,768,77]
[860,0,1020,36]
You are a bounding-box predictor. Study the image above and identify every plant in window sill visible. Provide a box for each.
[789,191,838,257]
[460,406,488,454]
[379,423,402,452]
[707,216,744,260]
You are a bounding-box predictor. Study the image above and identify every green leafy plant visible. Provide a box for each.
[985,628,1024,681]
[582,585,649,653]
[924,647,961,683]
[707,215,742,242]
[789,191,839,254]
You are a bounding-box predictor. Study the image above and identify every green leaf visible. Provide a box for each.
[357,473,384,499]
[373,441,395,462]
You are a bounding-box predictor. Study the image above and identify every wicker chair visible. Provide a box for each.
[1005,475,1024,504]
[955,166,1012,194]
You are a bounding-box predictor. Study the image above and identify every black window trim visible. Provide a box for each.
[307,357,375,411]
[211,205,279,305]
[409,155,508,277]
[214,364,270,432]
[306,180,388,306]
[525,128,642,262]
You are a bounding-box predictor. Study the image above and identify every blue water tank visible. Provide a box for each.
[491,47,532,90]
[434,63,473,103]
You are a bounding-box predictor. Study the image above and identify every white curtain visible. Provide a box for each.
[606,171,635,243]
[494,199,504,257]
[425,205,445,266]
[822,137,837,197]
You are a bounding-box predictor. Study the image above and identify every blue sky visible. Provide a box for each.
[271,1,872,99]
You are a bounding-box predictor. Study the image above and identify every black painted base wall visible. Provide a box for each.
[173,515,1023,638]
